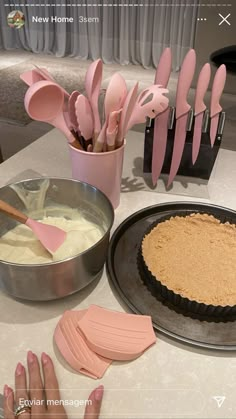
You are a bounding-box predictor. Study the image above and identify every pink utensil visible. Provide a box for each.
[126,84,169,131]
[24,80,81,148]
[54,310,111,379]
[33,65,70,98]
[167,49,196,187]
[0,199,66,254]
[85,59,103,142]
[192,63,211,164]
[77,305,156,361]
[104,73,127,118]
[68,91,80,132]
[210,64,226,147]
[116,82,139,147]
[106,110,121,151]
[20,69,45,86]
[75,94,94,141]
[152,48,172,186]
[93,73,126,153]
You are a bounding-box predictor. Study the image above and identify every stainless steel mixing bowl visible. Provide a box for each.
[0,178,114,301]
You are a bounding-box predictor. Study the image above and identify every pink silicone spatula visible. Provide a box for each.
[116,82,139,148]
[152,47,172,186]
[210,64,226,147]
[93,73,127,152]
[0,199,66,254]
[75,94,94,141]
[167,49,196,187]
[106,110,121,151]
[126,84,169,130]
[24,80,81,149]
[85,59,103,142]
[104,73,127,118]
[192,63,211,164]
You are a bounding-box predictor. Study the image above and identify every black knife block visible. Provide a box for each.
[143,113,223,181]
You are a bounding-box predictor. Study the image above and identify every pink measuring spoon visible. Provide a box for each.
[85,59,103,142]
[0,199,66,254]
[24,81,82,149]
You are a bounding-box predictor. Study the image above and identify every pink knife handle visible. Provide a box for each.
[210,64,226,117]
[175,49,196,119]
[155,48,172,88]
[194,63,211,115]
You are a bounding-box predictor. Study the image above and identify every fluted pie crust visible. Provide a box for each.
[141,213,236,307]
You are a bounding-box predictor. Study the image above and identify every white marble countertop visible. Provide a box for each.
[0,129,236,418]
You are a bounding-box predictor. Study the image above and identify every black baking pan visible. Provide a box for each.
[106,202,236,351]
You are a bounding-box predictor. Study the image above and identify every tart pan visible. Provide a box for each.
[106,202,236,351]
[138,211,236,320]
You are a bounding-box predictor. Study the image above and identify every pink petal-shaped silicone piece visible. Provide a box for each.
[77,305,156,361]
[26,218,66,253]
[54,310,112,379]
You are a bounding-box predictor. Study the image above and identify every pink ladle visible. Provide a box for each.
[24,80,81,148]
[0,199,66,254]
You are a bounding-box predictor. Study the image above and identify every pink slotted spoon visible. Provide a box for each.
[126,84,169,131]
[0,199,66,254]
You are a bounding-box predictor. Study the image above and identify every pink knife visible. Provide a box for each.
[152,48,172,186]
[192,63,211,164]
[210,64,226,147]
[167,49,196,187]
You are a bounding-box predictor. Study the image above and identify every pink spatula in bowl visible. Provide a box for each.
[0,199,66,254]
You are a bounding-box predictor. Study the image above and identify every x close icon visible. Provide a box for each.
[218,13,231,26]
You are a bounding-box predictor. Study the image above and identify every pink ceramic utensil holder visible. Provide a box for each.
[68,142,125,209]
